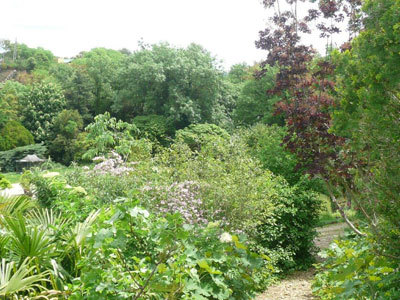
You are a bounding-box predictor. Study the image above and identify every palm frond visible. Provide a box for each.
[0,257,48,297]
[26,208,71,235]
[0,235,9,259]
[0,195,36,218]
[3,214,55,261]
[70,210,100,252]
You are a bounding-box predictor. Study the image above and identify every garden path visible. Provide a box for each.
[256,222,348,300]
[0,183,24,197]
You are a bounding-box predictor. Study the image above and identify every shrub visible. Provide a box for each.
[63,158,150,205]
[248,182,321,270]
[240,124,326,193]
[175,123,230,151]
[0,143,47,172]
[0,120,34,151]
[143,180,211,226]
[240,124,300,185]
[0,174,11,189]
[313,233,400,299]
[92,151,134,176]
[155,135,321,270]
[133,114,175,146]
[72,201,266,299]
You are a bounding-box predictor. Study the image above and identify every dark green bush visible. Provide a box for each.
[0,120,34,151]
[0,143,47,172]
[133,114,174,146]
[248,180,321,270]
[48,109,84,165]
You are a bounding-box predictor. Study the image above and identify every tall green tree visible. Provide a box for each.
[232,64,282,126]
[50,64,95,124]
[48,109,84,164]
[113,43,232,128]
[20,82,66,142]
[0,81,27,125]
[74,48,124,115]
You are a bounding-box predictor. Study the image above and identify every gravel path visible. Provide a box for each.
[256,222,348,300]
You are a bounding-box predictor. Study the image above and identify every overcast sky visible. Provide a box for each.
[0,0,347,70]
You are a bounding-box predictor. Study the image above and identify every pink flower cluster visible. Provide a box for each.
[91,151,135,176]
[150,181,209,225]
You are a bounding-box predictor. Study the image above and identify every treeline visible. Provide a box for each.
[0,41,281,164]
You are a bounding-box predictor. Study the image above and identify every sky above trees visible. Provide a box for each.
[1,0,348,69]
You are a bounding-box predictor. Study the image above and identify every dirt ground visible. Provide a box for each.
[256,222,348,300]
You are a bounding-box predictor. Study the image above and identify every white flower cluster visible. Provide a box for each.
[219,232,232,243]
[91,151,134,176]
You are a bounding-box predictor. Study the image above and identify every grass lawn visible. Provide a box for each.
[3,164,70,184]
[3,172,22,184]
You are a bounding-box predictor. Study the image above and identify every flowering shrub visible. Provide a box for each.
[155,137,320,271]
[92,151,134,176]
[144,181,224,226]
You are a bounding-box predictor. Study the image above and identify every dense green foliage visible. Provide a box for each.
[133,114,175,146]
[1,172,267,299]
[240,124,299,184]
[11,128,319,297]
[330,0,400,259]
[250,182,320,270]
[232,65,282,126]
[113,44,232,128]
[74,48,124,116]
[313,232,400,300]
[0,120,34,151]
[82,112,140,160]
[1,0,399,297]
[175,123,230,151]
[0,80,27,125]
[48,109,84,164]
[49,64,95,124]
[74,203,264,299]
[21,82,66,142]
[0,40,55,71]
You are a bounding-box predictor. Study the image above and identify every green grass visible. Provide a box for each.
[3,163,69,184]
[318,210,357,227]
[3,172,21,184]
[317,193,358,227]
